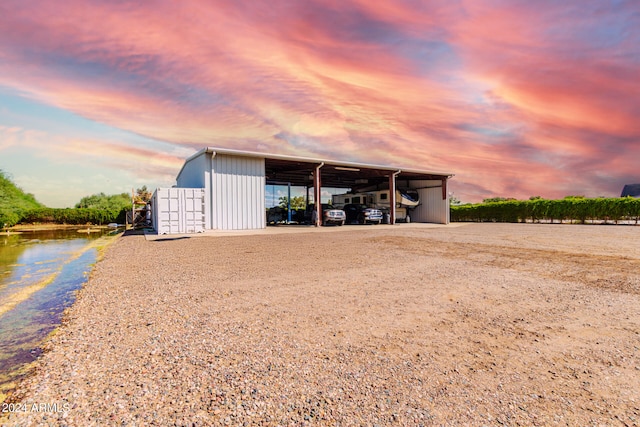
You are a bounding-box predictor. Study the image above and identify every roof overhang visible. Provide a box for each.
[180,146,454,189]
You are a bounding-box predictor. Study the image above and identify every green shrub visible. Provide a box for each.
[0,209,22,228]
[21,207,128,225]
[451,197,640,224]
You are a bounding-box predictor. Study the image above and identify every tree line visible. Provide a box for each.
[1,170,150,228]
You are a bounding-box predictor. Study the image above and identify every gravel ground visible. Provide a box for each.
[2,223,640,426]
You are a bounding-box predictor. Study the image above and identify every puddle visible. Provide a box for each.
[0,228,117,402]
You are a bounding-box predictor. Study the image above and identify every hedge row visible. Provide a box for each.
[3,207,129,227]
[451,197,640,224]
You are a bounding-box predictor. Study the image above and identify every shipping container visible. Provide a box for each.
[152,188,206,234]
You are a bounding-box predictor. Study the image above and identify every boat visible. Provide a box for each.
[397,190,420,208]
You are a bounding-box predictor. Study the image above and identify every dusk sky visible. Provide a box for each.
[1,0,638,207]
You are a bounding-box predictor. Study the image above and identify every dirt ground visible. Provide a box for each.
[3,223,639,426]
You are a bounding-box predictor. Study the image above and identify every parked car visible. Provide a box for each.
[266,207,305,225]
[305,204,346,225]
[343,204,383,224]
[322,206,346,226]
[266,206,286,225]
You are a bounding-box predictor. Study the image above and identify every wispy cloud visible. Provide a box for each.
[0,0,638,203]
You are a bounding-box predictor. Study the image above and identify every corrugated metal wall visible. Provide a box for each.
[409,180,450,224]
[177,153,208,188]
[153,188,206,234]
[211,154,266,230]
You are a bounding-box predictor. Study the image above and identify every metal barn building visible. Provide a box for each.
[153,147,453,233]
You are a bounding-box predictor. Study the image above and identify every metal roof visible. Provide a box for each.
[181,147,454,189]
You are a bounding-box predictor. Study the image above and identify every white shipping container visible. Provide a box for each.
[153,188,206,234]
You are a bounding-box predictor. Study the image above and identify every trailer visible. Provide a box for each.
[331,189,420,222]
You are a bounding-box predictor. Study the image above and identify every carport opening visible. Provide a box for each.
[265,183,347,225]
[264,158,448,226]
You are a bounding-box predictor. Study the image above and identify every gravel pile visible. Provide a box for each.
[3,223,639,426]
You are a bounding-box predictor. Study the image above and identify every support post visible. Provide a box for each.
[287,182,292,223]
[314,163,324,226]
[389,170,401,225]
[442,177,447,200]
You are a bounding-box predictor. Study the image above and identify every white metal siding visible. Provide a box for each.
[211,154,265,230]
[409,180,450,224]
[153,188,206,234]
[177,153,208,188]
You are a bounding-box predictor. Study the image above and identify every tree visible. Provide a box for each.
[134,186,152,204]
[75,192,131,212]
[0,169,44,227]
[279,196,306,210]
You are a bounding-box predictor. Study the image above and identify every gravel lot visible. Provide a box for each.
[3,223,640,426]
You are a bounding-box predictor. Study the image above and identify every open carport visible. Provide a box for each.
[159,147,453,233]
[263,155,454,226]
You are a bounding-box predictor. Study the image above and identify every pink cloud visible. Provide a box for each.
[0,0,638,203]
[1,124,183,181]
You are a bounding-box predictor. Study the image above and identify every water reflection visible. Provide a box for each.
[0,228,115,402]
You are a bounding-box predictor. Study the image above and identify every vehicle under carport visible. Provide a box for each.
[155,147,454,233]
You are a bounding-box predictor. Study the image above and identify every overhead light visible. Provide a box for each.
[335,166,360,172]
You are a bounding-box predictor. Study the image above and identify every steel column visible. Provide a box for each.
[388,174,396,225]
[389,170,401,225]
[314,163,324,226]
[442,177,447,200]
[287,182,292,223]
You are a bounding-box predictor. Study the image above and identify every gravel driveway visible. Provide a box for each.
[3,223,639,426]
